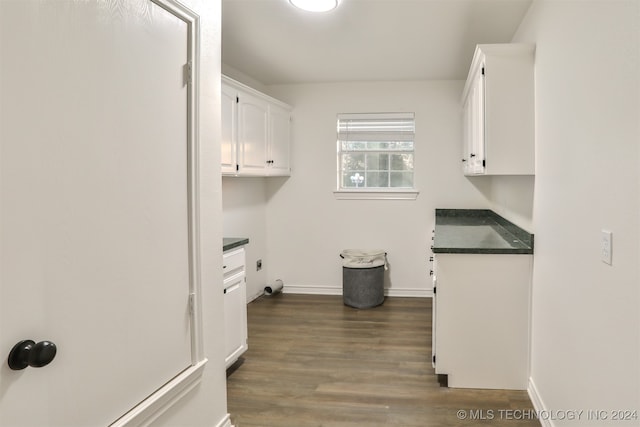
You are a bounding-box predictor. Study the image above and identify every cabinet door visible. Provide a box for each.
[434,254,530,389]
[431,258,438,369]
[461,96,472,174]
[237,91,268,175]
[268,103,291,176]
[224,273,248,368]
[468,68,486,174]
[221,84,237,174]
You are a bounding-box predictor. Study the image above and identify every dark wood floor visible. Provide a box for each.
[227,294,540,427]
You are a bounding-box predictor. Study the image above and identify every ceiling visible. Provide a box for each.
[221,0,533,85]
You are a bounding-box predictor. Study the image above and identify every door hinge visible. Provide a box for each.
[188,293,195,315]
[184,61,193,86]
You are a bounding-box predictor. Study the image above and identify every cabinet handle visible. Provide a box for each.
[461,159,467,162]
[470,153,476,158]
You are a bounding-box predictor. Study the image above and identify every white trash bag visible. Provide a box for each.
[340,249,388,270]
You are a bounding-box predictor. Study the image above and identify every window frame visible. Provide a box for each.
[334,112,419,200]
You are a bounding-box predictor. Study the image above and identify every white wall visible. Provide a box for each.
[222,177,269,301]
[512,1,640,424]
[478,175,535,232]
[262,81,491,296]
[152,1,230,426]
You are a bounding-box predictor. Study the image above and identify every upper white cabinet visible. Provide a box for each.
[461,44,535,176]
[222,76,292,176]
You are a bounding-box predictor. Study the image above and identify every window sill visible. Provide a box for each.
[333,190,419,200]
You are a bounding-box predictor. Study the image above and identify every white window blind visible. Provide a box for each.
[337,113,415,190]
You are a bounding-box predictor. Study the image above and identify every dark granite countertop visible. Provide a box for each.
[433,209,533,254]
[223,237,249,252]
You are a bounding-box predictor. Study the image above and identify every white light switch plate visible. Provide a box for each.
[601,230,612,265]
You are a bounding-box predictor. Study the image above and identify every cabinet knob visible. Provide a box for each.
[8,340,57,370]
[470,153,476,158]
[461,159,467,162]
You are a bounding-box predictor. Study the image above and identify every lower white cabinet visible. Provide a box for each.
[432,253,532,390]
[223,247,248,368]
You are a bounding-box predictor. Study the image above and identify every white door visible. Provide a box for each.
[0,1,198,425]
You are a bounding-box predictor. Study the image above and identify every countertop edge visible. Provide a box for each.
[433,209,534,255]
[432,247,533,255]
[223,238,249,252]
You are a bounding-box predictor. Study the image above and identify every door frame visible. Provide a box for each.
[109,1,205,426]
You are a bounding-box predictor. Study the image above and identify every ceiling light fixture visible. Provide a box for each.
[289,0,340,13]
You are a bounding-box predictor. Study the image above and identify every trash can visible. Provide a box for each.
[340,249,387,309]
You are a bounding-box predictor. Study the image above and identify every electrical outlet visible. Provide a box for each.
[601,230,612,265]
[256,259,262,271]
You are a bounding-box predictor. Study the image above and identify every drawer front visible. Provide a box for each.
[223,247,245,279]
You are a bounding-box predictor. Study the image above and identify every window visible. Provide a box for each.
[336,113,416,199]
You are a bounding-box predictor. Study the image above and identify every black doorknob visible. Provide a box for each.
[8,340,57,370]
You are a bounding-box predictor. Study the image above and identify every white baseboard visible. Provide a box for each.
[283,284,342,295]
[387,287,432,298]
[215,414,233,427]
[247,290,263,303]
[282,284,431,298]
[528,377,553,427]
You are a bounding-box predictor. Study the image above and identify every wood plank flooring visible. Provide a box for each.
[226,294,540,427]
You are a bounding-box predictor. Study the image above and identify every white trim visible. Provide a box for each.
[247,290,264,303]
[283,284,431,298]
[387,287,432,298]
[110,360,208,427]
[284,284,342,296]
[337,112,415,121]
[215,414,234,427]
[333,190,419,200]
[528,377,554,427]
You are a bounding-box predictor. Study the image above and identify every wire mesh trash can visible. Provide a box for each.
[340,249,387,309]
